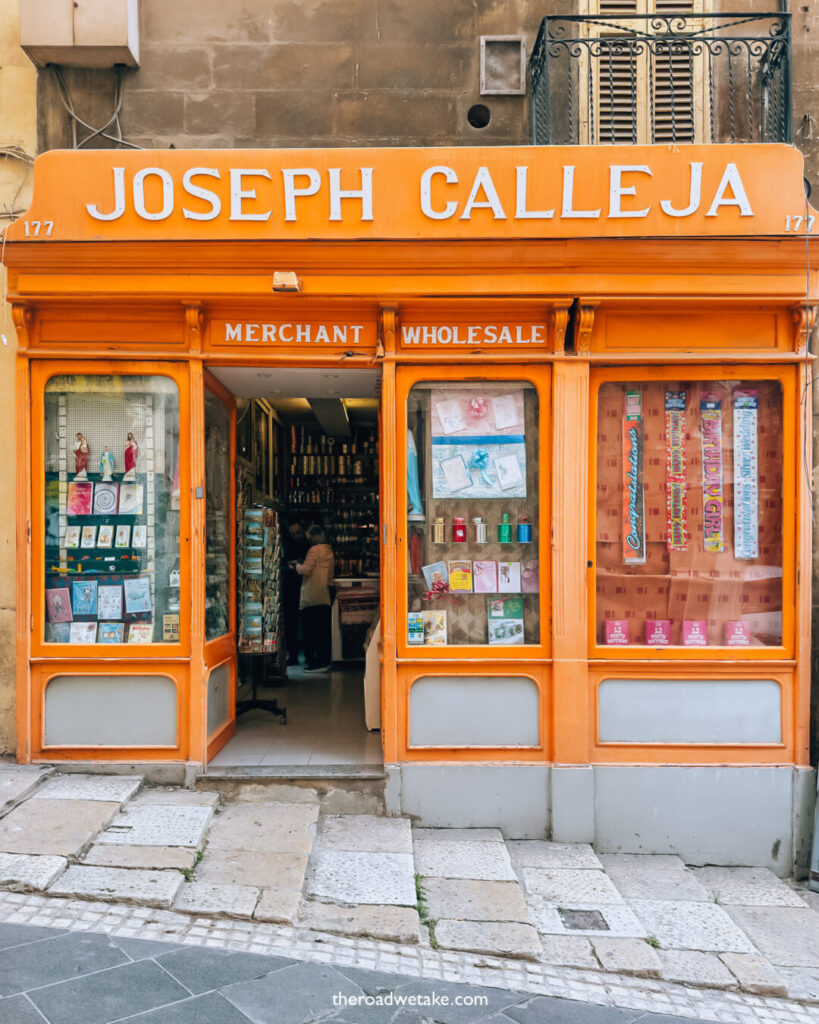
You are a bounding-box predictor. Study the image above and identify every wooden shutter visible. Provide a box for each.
[651,1,697,142]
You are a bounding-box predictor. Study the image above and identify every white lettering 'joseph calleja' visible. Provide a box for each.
[86,161,753,225]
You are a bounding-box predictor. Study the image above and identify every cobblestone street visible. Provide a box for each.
[1,763,818,1021]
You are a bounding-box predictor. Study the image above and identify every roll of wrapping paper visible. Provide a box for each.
[665,391,687,552]
[733,390,759,559]
[622,389,646,564]
[700,393,724,553]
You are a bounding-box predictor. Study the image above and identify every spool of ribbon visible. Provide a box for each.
[470,448,492,486]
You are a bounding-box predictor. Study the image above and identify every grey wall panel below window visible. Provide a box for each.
[44,674,177,746]
[409,675,539,748]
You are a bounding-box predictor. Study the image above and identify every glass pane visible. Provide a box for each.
[406,381,541,647]
[205,391,231,640]
[44,375,180,645]
[595,379,784,648]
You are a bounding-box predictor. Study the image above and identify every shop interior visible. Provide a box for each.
[207,366,383,769]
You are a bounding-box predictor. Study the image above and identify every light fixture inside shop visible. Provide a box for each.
[272,271,300,292]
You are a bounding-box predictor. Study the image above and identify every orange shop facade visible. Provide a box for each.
[3,144,817,872]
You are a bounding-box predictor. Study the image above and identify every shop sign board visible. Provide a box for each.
[5,145,817,244]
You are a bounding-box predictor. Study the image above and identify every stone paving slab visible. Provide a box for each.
[253,887,302,924]
[508,841,602,870]
[632,900,757,953]
[778,966,819,1003]
[726,906,819,966]
[308,850,416,907]
[175,882,260,918]
[297,901,420,943]
[521,868,625,904]
[598,855,711,903]
[81,843,198,871]
[592,937,662,977]
[657,949,738,989]
[693,867,809,908]
[31,774,143,803]
[0,853,67,892]
[98,804,214,848]
[528,900,648,938]
[319,814,412,854]
[433,919,542,961]
[720,951,788,996]
[413,828,505,843]
[0,765,52,817]
[48,865,183,908]
[413,839,516,881]
[132,788,220,807]
[0,798,121,857]
[206,802,318,854]
[197,850,308,888]
[229,783,321,803]
[421,877,532,924]
[539,934,599,969]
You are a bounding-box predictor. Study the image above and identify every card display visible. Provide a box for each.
[69,621,97,643]
[117,483,144,516]
[701,393,724,553]
[92,482,119,515]
[497,561,521,593]
[665,391,687,552]
[98,622,124,643]
[473,560,497,593]
[97,585,123,620]
[63,526,81,548]
[622,389,646,564]
[97,525,114,548]
[46,587,73,623]
[72,580,98,616]
[487,596,524,645]
[733,391,759,560]
[123,576,152,614]
[66,481,93,515]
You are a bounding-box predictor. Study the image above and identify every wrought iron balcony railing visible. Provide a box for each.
[529,12,791,146]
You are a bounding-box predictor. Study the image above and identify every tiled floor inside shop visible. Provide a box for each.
[207,665,382,767]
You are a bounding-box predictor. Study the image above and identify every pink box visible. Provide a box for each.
[605,620,629,645]
[645,619,671,646]
[725,621,751,646]
[683,620,708,646]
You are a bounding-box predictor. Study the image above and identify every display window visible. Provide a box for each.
[42,374,181,646]
[399,371,549,654]
[592,370,795,654]
[205,387,232,641]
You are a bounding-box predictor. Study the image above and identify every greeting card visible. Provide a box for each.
[421,560,449,593]
[725,621,750,646]
[123,576,152,614]
[487,596,524,645]
[97,585,123,620]
[72,580,98,616]
[69,621,97,643]
[80,525,97,549]
[97,525,114,548]
[127,622,154,643]
[645,619,671,646]
[447,560,473,592]
[131,526,147,548]
[605,620,629,645]
[683,620,708,646]
[439,455,473,493]
[163,614,180,642]
[92,482,119,515]
[66,481,93,516]
[473,560,497,593]
[422,610,447,645]
[497,561,521,593]
[46,622,71,643]
[494,454,524,492]
[63,525,81,549]
[98,622,125,643]
[117,483,144,515]
[46,587,73,623]
[521,560,539,593]
[408,612,425,645]
[115,525,131,548]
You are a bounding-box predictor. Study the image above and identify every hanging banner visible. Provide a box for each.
[622,389,646,565]
[700,393,724,553]
[665,390,688,552]
[733,390,759,560]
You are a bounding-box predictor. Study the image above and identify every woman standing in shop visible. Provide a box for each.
[294,525,335,672]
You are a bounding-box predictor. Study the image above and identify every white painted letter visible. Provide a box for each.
[460,167,507,220]
[420,166,458,220]
[608,165,652,218]
[561,166,601,219]
[229,169,272,221]
[515,166,554,219]
[328,168,374,222]
[282,168,321,222]
[660,161,703,218]
[225,323,242,341]
[705,163,753,217]
[133,168,174,221]
[182,168,221,221]
[87,167,127,221]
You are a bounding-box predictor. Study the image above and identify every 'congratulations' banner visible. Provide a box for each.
[665,391,687,552]
[622,389,646,565]
[701,393,724,553]
[733,391,759,559]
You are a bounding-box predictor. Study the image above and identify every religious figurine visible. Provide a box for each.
[99,447,115,481]
[407,429,425,520]
[73,433,89,480]
[123,432,139,481]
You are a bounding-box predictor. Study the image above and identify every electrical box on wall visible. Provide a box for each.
[20,0,140,68]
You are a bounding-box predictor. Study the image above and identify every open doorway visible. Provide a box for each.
[206,366,383,769]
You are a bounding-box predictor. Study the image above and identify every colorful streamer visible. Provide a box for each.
[665,391,687,552]
[622,389,646,565]
[700,393,724,553]
[733,390,759,560]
